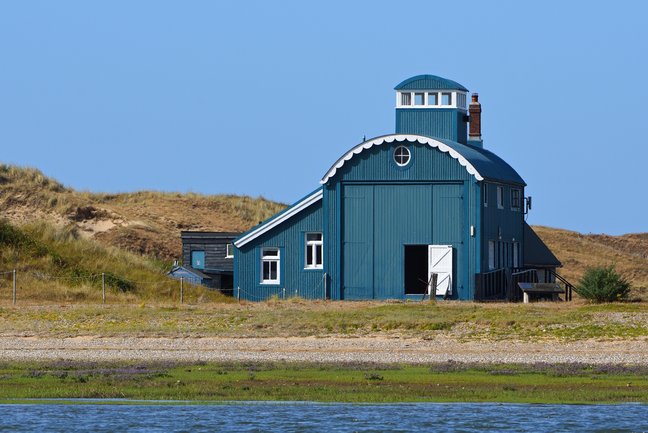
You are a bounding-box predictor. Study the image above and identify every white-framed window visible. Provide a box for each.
[225,243,234,258]
[511,189,521,211]
[483,183,488,207]
[261,248,280,284]
[305,233,323,269]
[497,186,504,209]
[441,92,452,105]
[414,92,425,105]
[513,242,519,268]
[488,240,495,270]
[393,145,411,166]
[401,92,412,106]
[428,92,438,105]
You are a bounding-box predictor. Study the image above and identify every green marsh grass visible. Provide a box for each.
[0,361,646,404]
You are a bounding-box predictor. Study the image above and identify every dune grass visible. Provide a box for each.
[0,220,230,305]
[1,361,646,403]
[1,300,646,341]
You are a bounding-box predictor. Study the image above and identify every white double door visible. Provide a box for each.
[428,245,453,296]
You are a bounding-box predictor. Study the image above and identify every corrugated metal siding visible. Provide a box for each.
[396,109,467,144]
[333,141,474,184]
[337,182,473,300]
[324,184,340,299]
[481,182,525,272]
[394,75,468,91]
[236,200,325,301]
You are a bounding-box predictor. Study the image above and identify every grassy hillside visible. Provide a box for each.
[0,164,646,297]
[0,220,229,304]
[0,164,285,260]
[533,226,648,296]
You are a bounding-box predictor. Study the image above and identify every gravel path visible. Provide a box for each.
[1,336,647,364]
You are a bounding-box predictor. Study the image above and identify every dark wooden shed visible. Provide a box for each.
[180,231,240,292]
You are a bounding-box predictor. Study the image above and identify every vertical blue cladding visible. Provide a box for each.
[342,185,374,299]
[396,109,468,144]
[236,200,325,301]
[326,142,480,300]
[481,182,525,272]
[336,182,473,300]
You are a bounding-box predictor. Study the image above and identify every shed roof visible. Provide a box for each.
[523,223,562,267]
[395,75,468,92]
[320,134,526,186]
[168,265,212,280]
[181,232,240,240]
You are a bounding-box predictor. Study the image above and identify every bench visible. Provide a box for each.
[517,282,564,303]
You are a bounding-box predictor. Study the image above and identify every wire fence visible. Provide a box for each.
[0,268,209,306]
[235,272,328,302]
[0,268,330,305]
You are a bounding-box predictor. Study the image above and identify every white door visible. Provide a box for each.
[429,245,453,296]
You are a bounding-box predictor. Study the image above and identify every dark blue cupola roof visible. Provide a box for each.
[395,75,468,92]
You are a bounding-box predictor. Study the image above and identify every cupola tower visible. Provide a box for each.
[394,74,469,144]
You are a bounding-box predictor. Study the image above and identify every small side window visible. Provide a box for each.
[414,93,425,105]
[497,186,504,209]
[401,92,412,106]
[441,92,452,105]
[511,189,521,211]
[225,243,234,258]
[305,233,323,269]
[261,248,280,284]
[488,241,495,270]
[428,92,438,105]
[191,250,205,270]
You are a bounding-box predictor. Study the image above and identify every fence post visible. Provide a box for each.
[12,269,16,306]
[180,277,184,304]
[237,286,240,303]
[102,272,106,304]
[282,287,286,300]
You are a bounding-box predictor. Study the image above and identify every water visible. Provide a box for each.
[0,402,646,432]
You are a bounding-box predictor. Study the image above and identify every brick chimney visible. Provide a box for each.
[468,93,482,146]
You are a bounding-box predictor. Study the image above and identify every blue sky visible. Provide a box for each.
[0,1,646,235]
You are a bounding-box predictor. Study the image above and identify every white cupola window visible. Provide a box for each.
[397,91,467,109]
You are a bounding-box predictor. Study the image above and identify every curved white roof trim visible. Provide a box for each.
[320,134,484,184]
[234,188,323,248]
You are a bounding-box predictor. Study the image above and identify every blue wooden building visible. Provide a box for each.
[233,75,562,301]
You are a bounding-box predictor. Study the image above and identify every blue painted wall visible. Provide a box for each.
[396,108,468,144]
[235,200,326,301]
[323,140,481,300]
[480,182,525,273]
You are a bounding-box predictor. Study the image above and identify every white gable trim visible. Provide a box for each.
[234,188,323,248]
[320,134,484,184]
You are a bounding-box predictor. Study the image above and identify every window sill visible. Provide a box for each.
[304,267,324,272]
[260,281,281,286]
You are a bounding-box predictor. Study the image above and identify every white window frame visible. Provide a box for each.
[496,186,504,209]
[488,241,495,270]
[441,92,453,106]
[225,243,234,258]
[427,92,438,106]
[304,232,323,269]
[393,145,411,167]
[260,248,280,284]
[396,90,467,109]
[513,242,519,268]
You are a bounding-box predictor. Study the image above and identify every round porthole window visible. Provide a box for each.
[393,145,411,167]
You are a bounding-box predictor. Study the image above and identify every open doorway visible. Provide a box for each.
[404,245,429,295]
